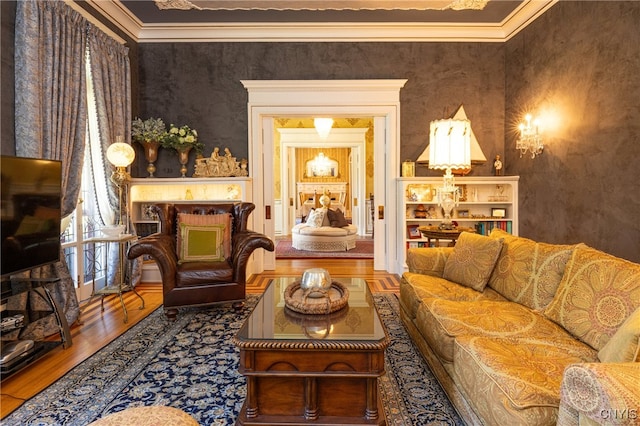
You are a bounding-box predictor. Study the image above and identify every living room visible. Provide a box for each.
[1,1,639,424]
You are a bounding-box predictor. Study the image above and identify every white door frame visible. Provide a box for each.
[278,128,368,236]
[242,79,407,273]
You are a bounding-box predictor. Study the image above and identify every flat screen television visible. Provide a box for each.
[1,156,62,277]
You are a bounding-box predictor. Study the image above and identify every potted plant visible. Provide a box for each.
[131,117,167,177]
[161,124,204,177]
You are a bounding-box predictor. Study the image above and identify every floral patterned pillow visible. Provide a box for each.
[488,228,577,311]
[544,245,640,351]
[306,209,326,228]
[443,232,504,292]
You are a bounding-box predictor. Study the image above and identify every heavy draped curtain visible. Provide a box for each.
[13,0,134,337]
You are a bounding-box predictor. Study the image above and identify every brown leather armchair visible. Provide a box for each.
[127,202,274,320]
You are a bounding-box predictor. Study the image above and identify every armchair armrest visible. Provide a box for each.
[406,247,454,277]
[127,234,178,289]
[559,363,640,426]
[231,231,275,282]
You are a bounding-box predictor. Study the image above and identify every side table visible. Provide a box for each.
[417,226,476,247]
[85,234,144,323]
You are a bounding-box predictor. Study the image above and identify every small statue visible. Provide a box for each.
[494,154,503,176]
[193,147,247,177]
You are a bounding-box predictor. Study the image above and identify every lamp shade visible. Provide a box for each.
[428,119,471,170]
[106,142,135,168]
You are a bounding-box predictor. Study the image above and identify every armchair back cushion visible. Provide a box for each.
[177,213,231,258]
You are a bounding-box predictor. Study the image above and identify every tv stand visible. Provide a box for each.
[1,277,72,380]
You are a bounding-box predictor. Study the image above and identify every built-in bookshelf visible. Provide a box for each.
[397,176,519,271]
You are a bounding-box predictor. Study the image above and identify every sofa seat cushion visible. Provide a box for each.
[400,272,505,320]
[292,223,357,236]
[452,335,598,426]
[488,229,577,311]
[177,260,233,287]
[416,299,596,363]
[544,245,640,351]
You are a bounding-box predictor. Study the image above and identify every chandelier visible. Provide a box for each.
[516,114,543,158]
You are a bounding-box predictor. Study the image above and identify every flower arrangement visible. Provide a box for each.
[161,124,204,154]
[131,117,166,144]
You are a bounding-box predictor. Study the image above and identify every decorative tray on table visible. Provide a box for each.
[284,280,349,315]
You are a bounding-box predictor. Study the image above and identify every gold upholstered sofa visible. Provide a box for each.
[399,228,640,426]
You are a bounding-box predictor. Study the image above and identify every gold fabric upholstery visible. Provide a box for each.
[544,245,640,351]
[488,228,577,311]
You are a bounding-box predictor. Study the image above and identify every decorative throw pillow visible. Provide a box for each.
[306,209,326,228]
[178,223,226,264]
[177,213,231,258]
[327,208,349,228]
[443,232,504,292]
[544,245,640,351]
[487,228,577,311]
[598,307,640,363]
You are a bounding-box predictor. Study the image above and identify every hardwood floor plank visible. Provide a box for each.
[1,259,400,419]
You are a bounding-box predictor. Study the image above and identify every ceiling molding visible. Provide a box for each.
[84,0,556,43]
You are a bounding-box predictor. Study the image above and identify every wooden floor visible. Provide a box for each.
[0,259,400,419]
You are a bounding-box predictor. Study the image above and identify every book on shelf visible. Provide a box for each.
[474,221,512,236]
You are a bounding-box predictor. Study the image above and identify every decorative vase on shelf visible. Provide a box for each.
[177,145,193,178]
[143,140,161,177]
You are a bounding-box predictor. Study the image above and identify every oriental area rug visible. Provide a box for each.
[276,238,374,259]
[3,294,463,426]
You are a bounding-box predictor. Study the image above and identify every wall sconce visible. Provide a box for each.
[516,114,544,158]
[106,139,135,227]
[314,118,334,140]
[428,119,471,229]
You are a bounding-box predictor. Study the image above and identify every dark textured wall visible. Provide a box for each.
[1,1,16,156]
[505,1,640,262]
[137,42,505,178]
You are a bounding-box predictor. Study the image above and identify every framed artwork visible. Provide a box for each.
[491,208,506,218]
[456,209,470,218]
[407,224,421,239]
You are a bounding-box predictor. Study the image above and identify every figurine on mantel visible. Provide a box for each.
[193,147,249,177]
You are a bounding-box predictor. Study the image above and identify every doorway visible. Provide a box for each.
[242,79,407,274]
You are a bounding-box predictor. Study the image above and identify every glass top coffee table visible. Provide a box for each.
[234,277,389,425]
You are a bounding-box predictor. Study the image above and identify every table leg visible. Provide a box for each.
[245,376,258,418]
[365,377,379,420]
[304,377,319,420]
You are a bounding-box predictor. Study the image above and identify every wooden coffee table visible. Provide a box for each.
[233,277,389,425]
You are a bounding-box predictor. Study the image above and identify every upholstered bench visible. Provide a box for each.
[291,206,357,252]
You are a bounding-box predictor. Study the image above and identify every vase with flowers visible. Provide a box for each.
[161,124,204,177]
[131,117,167,177]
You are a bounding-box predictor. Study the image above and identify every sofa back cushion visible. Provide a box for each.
[443,232,503,292]
[544,245,640,351]
[488,229,576,311]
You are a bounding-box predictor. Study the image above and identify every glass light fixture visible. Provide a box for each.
[428,119,471,229]
[516,114,543,158]
[314,118,334,139]
[106,138,135,226]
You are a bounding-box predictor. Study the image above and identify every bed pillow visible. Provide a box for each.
[327,208,349,228]
[178,223,226,264]
[443,232,504,292]
[177,213,231,259]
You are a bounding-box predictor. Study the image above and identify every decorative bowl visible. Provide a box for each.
[101,224,125,237]
[300,268,332,298]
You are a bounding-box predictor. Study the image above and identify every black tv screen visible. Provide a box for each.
[1,156,62,277]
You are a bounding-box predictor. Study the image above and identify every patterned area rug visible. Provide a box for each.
[276,238,374,259]
[3,294,463,426]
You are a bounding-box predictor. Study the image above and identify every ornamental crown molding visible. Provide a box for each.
[84,0,557,43]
